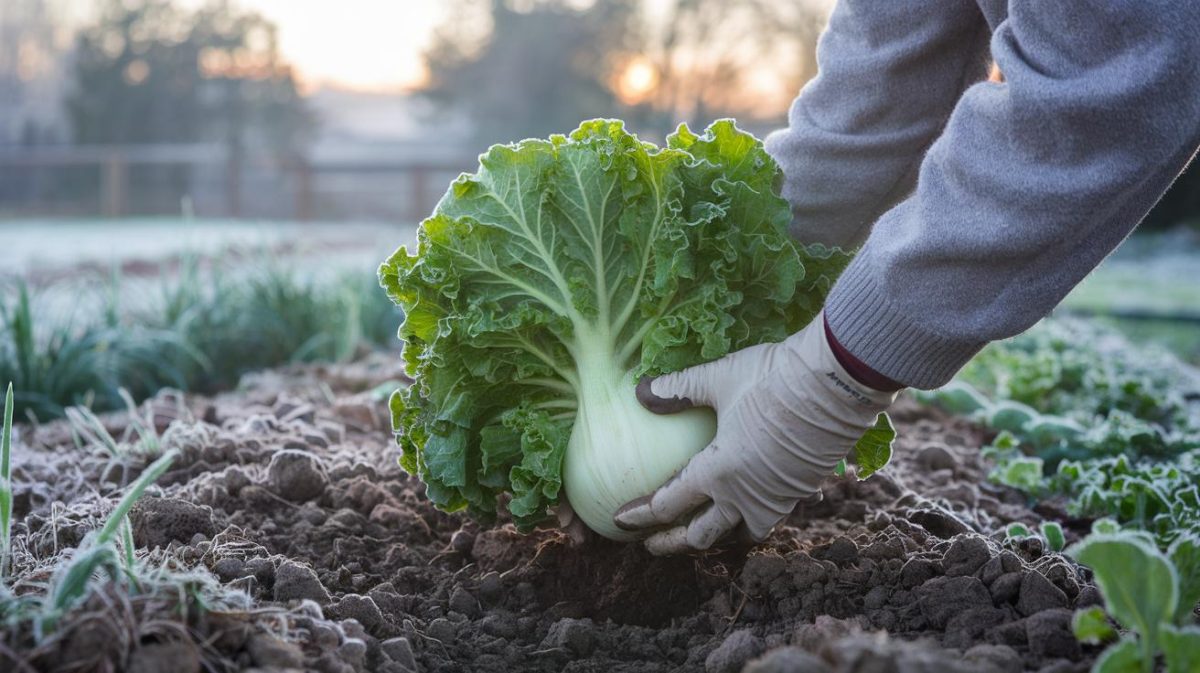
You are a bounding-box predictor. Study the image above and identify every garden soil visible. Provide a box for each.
[3,353,1104,672]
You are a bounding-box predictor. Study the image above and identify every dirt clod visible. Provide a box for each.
[942,535,992,577]
[542,617,597,656]
[331,594,387,636]
[964,643,1025,673]
[267,448,329,502]
[448,586,481,618]
[1017,570,1069,616]
[248,633,304,668]
[275,560,331,605]
[1024,608,1082,660]
[427,617,457,643]
[917,576,992,629]
[336,637,368,670]
[212,556,246,581]
[128,641,201,673]
[918,443,958,471]
[744,646,832,673]
[991,572,1023,604]
[705,628,765,673]
[130,496,216,549]
[899,557,940,588]
[479,611,518,639]
[313,621,342,651]
[381,637,418,670]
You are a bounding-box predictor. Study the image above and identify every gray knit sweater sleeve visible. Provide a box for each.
[765,0,990,249]
[769,1,1200,389]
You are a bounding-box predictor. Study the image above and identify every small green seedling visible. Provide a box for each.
[41,449,177,631]
[1041,521,1066,552]
[1004,520,1066,553]
[65,388,169,487]
[1067,527,1200,673]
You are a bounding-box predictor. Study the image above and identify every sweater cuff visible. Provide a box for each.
[824,254,986,390]
[824,316,904,392]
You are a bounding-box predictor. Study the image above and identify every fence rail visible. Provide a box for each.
[0,143,477,221]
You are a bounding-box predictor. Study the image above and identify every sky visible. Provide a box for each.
[235,0,449,92]
[235,0,835,98]
[46,0,833,97]
[41,0,447,92]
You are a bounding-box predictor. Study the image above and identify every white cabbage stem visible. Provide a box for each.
[563,346,717,539]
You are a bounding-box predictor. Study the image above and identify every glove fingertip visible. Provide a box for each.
[636,375,695,414]
[613,495,653,530]
[645,527,690,556]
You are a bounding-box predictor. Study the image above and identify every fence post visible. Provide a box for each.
[294,157,313,221]
[410,166,429,223]
[225,144,242,217]
[101,154,128,218]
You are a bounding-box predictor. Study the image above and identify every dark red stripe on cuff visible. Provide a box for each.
[824,315,904,392]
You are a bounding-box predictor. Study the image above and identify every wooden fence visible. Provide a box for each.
[0,143,476,222]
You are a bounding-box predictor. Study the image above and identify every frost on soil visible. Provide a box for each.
[2,353,1104,672]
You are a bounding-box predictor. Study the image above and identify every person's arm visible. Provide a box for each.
[827,1,1200,389]
[765,0,990,249]
[615,1,1200,555]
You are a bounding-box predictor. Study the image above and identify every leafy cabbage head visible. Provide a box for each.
[380,119,851,532]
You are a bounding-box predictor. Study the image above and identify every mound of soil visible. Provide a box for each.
[3,353,1103,672]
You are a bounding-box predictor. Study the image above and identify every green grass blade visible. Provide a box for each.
[46,544,118,618]
[1,382,13,580]
[64,406,121,457]
[94,450,177,546]
[120,515,141,593]
[40,449,177,629]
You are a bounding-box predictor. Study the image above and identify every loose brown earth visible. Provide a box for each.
[2,354,1103,672]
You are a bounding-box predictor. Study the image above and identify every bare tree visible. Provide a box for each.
[0,0,74,145]
[422,0,828,143]
[423,0,635,145]
[66,0,313,154]
[628,0,829,134]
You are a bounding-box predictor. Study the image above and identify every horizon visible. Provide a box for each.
[234,0,447,94]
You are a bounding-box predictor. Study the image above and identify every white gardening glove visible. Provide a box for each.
[613,312,899,555]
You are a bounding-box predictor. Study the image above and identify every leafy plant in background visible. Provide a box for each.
[0,388,248,651]
[62,387,175,487]
[953,319,1195,427]
[1068,526,1200,673]
[1006,520,1066,553]
[918,318,1200,548]
[380,119,891,538]
[1052,452,1200,546]
[37,450,178,632]
[0,283,194,420]
[0,426,181,636]
[149,259,398,391]
[921,319,1200,669]
[0,442,250,649]
[0,260,403,421]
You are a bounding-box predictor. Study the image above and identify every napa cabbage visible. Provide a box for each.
[380,119,883,539]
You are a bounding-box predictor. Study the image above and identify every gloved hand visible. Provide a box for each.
[613,312,899,555]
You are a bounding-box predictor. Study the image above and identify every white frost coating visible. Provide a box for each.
[563,360,716,540]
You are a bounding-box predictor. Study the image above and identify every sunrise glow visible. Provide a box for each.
[614,56,660,104]
[235,0,445,92]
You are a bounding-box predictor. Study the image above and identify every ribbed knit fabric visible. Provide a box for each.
[767,0,1200,389]
[823,315,903,392]
[825,260,985,389]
